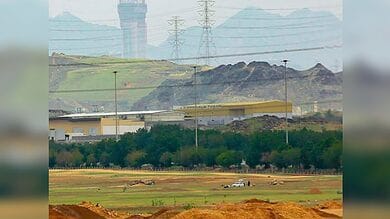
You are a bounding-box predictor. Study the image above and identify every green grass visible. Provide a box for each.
[49,170,342,214]
[50,55,195,107]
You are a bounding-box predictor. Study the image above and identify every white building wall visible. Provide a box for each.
[102,125,144,135]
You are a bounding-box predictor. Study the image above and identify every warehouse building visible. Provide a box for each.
[49,110,185,142]
[174,100,292,126]
[49,100,292,141]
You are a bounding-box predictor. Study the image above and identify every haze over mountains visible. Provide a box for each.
[49,12,122,57]
[132,61,342,112]
[49,55,342,113]
[50,8,342,71]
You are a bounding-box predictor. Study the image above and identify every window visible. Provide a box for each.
[89,128,98,136]
[73,127,83,133]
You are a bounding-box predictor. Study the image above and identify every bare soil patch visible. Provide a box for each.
[49,199,343,219]
[308,188,323,194]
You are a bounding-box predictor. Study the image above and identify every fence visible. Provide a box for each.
[50,166,342,175]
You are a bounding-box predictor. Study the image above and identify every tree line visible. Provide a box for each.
[49,125,342,170]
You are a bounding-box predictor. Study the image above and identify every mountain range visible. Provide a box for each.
[49,8,342,71]
[132,61,342,112]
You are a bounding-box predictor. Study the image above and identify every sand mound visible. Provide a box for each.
[50,199,343,219]
[243,199,271,204]
[171,200,322,219]
[50,202,130,219]
[127,215,149,219]
[79,201,125,218]
[308,188,322,194]
[146,207,181,219]
[317,200,343,209]
[49,205,105,219]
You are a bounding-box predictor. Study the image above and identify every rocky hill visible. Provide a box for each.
[49,54,195,111]
[220,111,343,133]
[132,61,342,111]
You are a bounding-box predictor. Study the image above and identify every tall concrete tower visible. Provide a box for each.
[117,0,147,58]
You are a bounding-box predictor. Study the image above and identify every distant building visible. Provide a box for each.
[174,100,293,126]
[118,0,147,58]
[49,100,293,142]
[313,101,319,113]
[49,109,71,119]
[49,110,184,142]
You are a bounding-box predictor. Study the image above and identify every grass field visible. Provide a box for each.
[50,55,196,108]
[49,169,342,214]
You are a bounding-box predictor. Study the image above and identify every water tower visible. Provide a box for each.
[117,0,147,58]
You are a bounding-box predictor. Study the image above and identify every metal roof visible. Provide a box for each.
[58,110,167,118]
[174,100,292,109]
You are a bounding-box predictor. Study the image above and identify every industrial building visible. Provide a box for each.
[49,100,292,142]
[49,110,185,142]
[174,100,293,126]
[118,0,147,58]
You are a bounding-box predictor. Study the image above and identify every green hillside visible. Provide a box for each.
[49,54,196,111]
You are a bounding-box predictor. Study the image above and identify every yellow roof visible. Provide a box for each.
[177,100,291,109]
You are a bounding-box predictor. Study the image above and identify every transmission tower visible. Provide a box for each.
[198,0,216,65]
[168,16,185,64]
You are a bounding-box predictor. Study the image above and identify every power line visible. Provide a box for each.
[215,5,342,11]
[217,18,338,28]
[214,14,341,21]
[50,26,339,43]
[219,23,339,30]
[49,71,336,94]
[49,5,341,23]
[49,29,174,42]
[50,7,196,23]
[48,15,340,37]
[49,22,170,32]
[50,43,123,51]
[51,14,340,25]
[206,27,340,39]
[49,45,341,67]
[198,0,216,65]
[168,16,185,63]
[208,36,341,49]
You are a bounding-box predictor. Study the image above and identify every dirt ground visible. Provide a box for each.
[49,199,343,219]
[50,169,342,218]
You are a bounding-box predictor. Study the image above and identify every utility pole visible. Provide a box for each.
[113,71,119,142]
[282,60,289,145]
[168,16,185,64]
[198,0,215,65]
[300,105,303,129]
[193,66,198,151]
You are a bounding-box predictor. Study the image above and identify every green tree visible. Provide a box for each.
[283,148,301,166]
[270,148,301,168]
[49,125,342,169]
[71,149,84,167]
[99,152,111,167]
[322,141,342,169]
[269,150,283,167]
[86,154,96,166]
[174,147,200,167]
[56,151,73,167]
[125,150,147,167]
[159,152,174,167]
[49,149,57,168]
[216,151,241,167]
[202,147,226,166]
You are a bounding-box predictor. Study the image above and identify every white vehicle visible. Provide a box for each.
[231,179,245,187]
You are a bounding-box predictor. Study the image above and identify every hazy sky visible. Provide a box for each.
[50,0,342,46]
